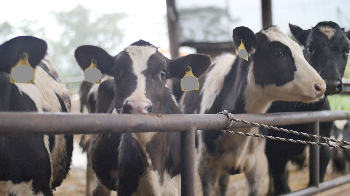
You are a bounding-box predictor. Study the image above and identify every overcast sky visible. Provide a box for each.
[1,0,350,50]
[0,0,168,50]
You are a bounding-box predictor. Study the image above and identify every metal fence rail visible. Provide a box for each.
[1,111,350,195]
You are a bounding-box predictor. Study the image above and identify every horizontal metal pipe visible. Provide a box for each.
[282,174,350,196]
[0,111,348,135]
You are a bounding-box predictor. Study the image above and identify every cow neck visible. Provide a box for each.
[243,61,272,114]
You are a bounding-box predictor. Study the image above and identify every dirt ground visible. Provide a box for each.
[53,95,349,196]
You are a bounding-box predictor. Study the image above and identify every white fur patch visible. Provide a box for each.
[124,45,156,105]
[319,26,336,39]
[132,159,180,196]
[43,135,53,186]
[0,180,44,196]
[200,53,236,114]
[15,62,70,112]
[133,132,156,153]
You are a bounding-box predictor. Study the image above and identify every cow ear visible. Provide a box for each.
[169,54,211,79]
[232,26,256,55]
[289,23,309,46]
[75,45,115,75]
[0,36,47,73]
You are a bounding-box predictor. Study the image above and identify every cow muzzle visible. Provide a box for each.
[324,79,343,95]
[122,101,151,114]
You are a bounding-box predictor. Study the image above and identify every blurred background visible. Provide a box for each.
[1,0,350,109]
[2,0,350,195]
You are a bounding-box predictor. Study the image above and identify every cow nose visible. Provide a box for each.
[325,79,342,95]
[125,101,150,114]
[314,83,326,98]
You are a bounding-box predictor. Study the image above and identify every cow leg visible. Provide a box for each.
[319,145,331,183]
[216,173,229,196]
[86,162,96,196]
[267,153,290,195]
[244,138,267,196]
[93,181,111,196]
[318,121,332,183]
[198,153,217,196]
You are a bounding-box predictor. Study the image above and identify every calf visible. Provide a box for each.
[0,36,73,196]
[330,121,350,173]
[74,40,211,196]
[265,21,350,195]
[180,25,326,196]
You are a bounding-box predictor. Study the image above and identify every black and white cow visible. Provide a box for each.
[264,21,350,195]
[0,36,73,195]
[179,25,326,196]
[74,40,211,196]
[330,121,350,173]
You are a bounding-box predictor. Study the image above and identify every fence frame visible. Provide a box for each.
[1,111,350,195]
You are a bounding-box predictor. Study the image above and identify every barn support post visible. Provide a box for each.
[309,121,320,188]
[166,0,180,92]
[261,0,272,28]
[181,128,196,196]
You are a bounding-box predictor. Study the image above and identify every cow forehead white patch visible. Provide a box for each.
[124,45,157,103]
[319,26,336,39]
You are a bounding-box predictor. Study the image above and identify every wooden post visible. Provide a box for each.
[261,0,272,28]
[166,0,180,92]
[166,0,180,59]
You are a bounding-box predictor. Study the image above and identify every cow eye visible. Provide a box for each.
[160,70,167,80]
[307,46,314,54]
[274,50,283,58]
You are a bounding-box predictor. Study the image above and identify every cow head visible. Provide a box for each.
[289,21,350,95]
[232,26,326,104]
[75,40,211,114]
[0,36,47,73]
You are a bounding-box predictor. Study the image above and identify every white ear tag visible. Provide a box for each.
[181,66,199,91]
[84,59,102,84]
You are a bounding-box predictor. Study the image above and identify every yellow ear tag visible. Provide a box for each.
[238,39,248,61]
[10,52,35,84]
[181,66,199,91]
[84,59,102,84]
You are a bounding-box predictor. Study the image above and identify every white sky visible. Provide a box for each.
[0,0,168,51]
[1,0,350,53]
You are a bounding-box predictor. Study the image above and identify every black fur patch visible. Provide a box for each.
[118,133,148,195]
[253,35,296,87]
[130,39,155,47]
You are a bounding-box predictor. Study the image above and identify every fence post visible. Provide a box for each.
[181,129,196,196]
[309,121,320,188]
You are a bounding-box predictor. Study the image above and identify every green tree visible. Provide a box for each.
[178,6,239,43]
[51,4,127,78]
[0,20,46,44]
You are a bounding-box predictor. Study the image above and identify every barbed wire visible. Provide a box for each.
[218,110,350,150]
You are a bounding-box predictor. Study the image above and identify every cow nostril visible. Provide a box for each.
[315,84,321,92]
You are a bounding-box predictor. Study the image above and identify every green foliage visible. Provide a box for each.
[0,20,46,43]
[178,6,239,43]
[328,95,350,111]
[50,5,128,78]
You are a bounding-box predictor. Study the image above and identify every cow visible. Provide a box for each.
[330,121,350,173]
[264,21,350,195]
[179,25,326,196]
[74,39,211,196]
[0,36,73,196]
